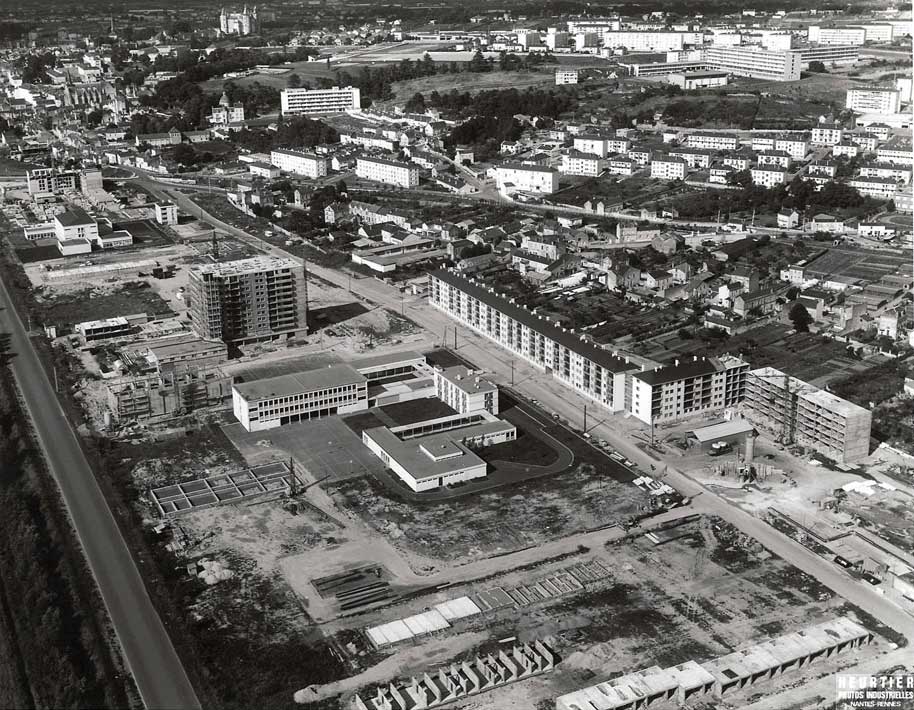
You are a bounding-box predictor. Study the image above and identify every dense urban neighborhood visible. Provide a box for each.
[0,1,912,709]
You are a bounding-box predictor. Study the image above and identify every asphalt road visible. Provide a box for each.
[168,187,914,645]
[0,278,200,710]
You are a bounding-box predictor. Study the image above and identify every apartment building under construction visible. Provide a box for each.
[188,256,308,346]
[742,366,872,464]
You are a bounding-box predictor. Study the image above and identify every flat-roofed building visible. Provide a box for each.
[153,201,178,225]
[808,25,866,45]
[573,133,610,157]
[650,154,687,180]
[846,87,901,115]
[756,150,791,168]
[859,162,912,183]
[555,68,579,85]
[877,136,913,165]
[749,165,787,187]
[795,44,860,66]
[811,123,844,146]
[355,155,419,188]
[232,363,368,431]
[685,132,739,151]
[54,206,98,243]
[495,163,560,194]
[75,316,132,342]
[270,148,328,178]
[607,156,636,176]
[435,365,498,414]
[743,366,871,463]
[774,136,809,160]
[704,46,802,81]
[188,256,307,346]
[847,176,901,200]
[629,355,748,426]
[280,86,361,115]
[362,410,516,491]
[601,31,689,52]
[562,149,605,176]
[27,167,78,195]
[429,269,640,412]
[670,70,728,90]
[670,147,713,169]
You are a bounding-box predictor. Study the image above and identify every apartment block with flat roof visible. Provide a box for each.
[188,256,307,346]
[807,26,866,45]
[846,88,901,115]
[429,269,640,412]
[743,366,871,463]
[495,163,560,193]
[355,155,419,188]
[270,148,328,178]
[280,86,361,115]
[703,46,802,81]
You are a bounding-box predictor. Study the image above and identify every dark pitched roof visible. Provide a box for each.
[430,269,637,374]
[633,358,717,386]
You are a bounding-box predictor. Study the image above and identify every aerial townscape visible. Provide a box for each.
[0,1,912,709]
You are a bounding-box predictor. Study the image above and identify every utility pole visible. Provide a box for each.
[53,365,59,393]
[453,328,457,350]
[510,359,514,385]
[583,404,587,434]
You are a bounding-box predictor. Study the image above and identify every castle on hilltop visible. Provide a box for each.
[219,6,258,36]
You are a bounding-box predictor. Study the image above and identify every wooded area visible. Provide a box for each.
[0,338,128,709]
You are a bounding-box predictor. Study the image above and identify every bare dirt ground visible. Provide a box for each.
[325,462,648,567]
[283,516,893,710]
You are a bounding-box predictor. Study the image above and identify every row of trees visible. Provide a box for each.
[422,86,576,119]
[0,350,123,708]
[673,178,879,220]
[229,116,339,153]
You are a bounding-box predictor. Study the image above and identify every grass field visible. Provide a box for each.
[199,60,338,91]
[379,69,558,106]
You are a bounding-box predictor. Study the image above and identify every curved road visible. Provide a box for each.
[0,278,200,710]
[159,182,914,642]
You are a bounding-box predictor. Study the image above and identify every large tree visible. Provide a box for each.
[789,302,813,333]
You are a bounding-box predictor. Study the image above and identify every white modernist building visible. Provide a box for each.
[362,411,515,492]
[233,363,369,431]
[270,148,328,178]
[153,201,178,225]
[434,366,498,415]
[280,86,361,115]
[807,25,866,46]
[703,46,802,81]
[650,155,687,180]
[846,88,901,115]
[494,163,560,194]
[232,351,429,431]
[429,269,640,413]
[555,68,579,85]
[811,123,844,146]
[562,150,605,177]
[355,155,419,188]
[629,356,748,425]
[685,132,739,151]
